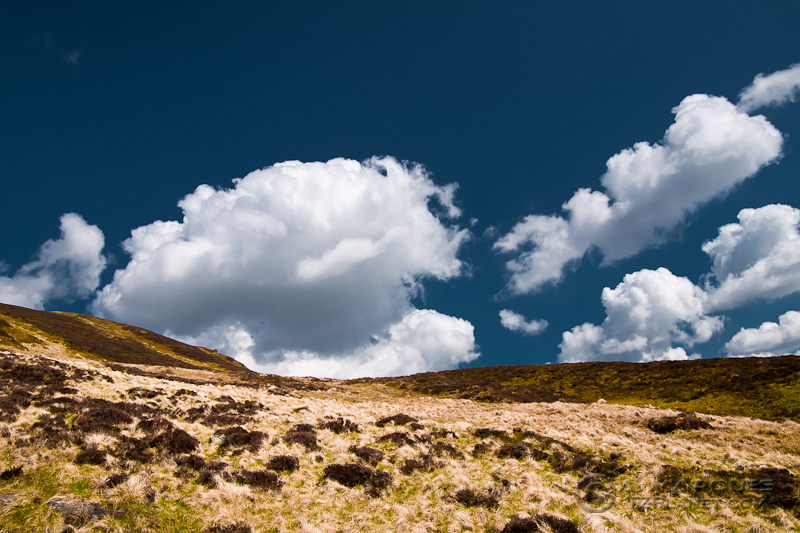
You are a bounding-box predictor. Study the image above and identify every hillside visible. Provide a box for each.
[0,304,798,531]
[364,356,800,423]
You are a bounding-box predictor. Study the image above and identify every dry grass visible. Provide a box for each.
[0,349,798,532]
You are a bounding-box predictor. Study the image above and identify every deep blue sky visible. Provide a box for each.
[2,2,800,369]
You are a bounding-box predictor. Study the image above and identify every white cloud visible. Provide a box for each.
[0,213,106,309]
[725,310,800,357]
[499,309,548,336]
[703,204,800,311]
[738,63,800,112]
[185,309,478,379]
[93,157,477,378]
[558,268,722,363]
[496,91,783,294]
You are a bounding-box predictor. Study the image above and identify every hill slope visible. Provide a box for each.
[365,356,800,422]
[0,302,249,372]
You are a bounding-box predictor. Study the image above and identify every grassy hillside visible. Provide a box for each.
[0,302,249,373]
[364,355,800,422]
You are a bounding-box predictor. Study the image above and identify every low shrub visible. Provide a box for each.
[233,469,282,490]
[349,445,384,466]
[75,445,106,466]
[323,463,392,495]
[454,487,498,508]
[266,455,299,473]
[283,430,319,451]
[318,417,359,434]
[500,513,580,533]
[376,413,417,427]
[646,411,712,433]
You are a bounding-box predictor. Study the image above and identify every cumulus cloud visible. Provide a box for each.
[725,310,800,357]
[0,213,106,309]
[703,204,800,311]
[558,268,722,363]
[183,309,478,378]
[499,309,548,336]
[93,157,477,378]
[738,63,800,112]
[496,90,783,294]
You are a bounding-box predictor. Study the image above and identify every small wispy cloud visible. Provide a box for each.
[33,33,82,66]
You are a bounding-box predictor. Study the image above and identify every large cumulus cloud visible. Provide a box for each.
[92,157,477,378]
[703,204,800,311]
[558,267,722,363]
[0,213,106,309]
[495,92,783,294]
[725,310,800,357]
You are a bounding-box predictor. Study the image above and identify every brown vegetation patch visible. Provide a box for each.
[349,445,384,466]
[377,431,417,447]
[497,443,528,460]
[454,487,498,508]
[317,416,359,434]
[400,454,436,475]
[323,463,392,496]
[233,469,282,490]
[646,411,712,433]
[376,413,418,427]
[500,513,580,533]
[204,522,252,533]
[150,427,199,454]
[215,426,267,453]
[174,454,207,471]
[283,429,319,451]
[112,436,154,463]
[75,445,106,466]
[100,472,129,489]
[0,466,22,481]
[266,455,299,473]
[473,442,492,457]
[431,441,464,459]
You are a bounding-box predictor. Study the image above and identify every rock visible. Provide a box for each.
[45,495,107,526]
[210,434,223,444]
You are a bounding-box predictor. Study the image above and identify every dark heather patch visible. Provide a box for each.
[377,432,416,447]
[150,427,199,454]
[266,455,299,473]
[318,417,359,434]
[204,522,252,533]
[500,513,580,533]
[454,487,499,508]
[233,469,282,490]
[375,414,417,427]
[431,441,464,459]
[474,428,508,440]
[137,417,175,434]
[323,463,392,495]
[400,454,436,475]
[472,442,492,457]
[0,466,22,481]
[112,436,154,463]
[497,443,528,460]
[215,426,267,453]
[174,454,207,471]
[204,413,248,427]
[75,445,106,466]
[283,430,319,450]
[646,411,712,433]
[349,445,384,466]
[100,473,129,489]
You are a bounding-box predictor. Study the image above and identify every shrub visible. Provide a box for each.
[431,441,464,459]
[497,443,528,460]
[266,455,299,473]
[283,430,319,450]
[0,466,22,481]
[101,472,129,489]
[174,454,207,471]
[75,445,106,465]
[233,469,282,490]
[377,432,416,447]
[323,463,393,495]
[646,411,711,433]
[376,414,417,427]
[472,442,492,457]
[500,513,580,533]
[400,454,435,475]
[112,436,154,463]
[204,522,252,533]
[454,487,498,508]
[349,445,384,466]
[151,427,199,454]
[318,417,359,434]
[474,428,508,440]
[215,426,267,452]
[137,417,174,434]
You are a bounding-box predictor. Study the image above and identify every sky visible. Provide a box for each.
[2,3,800,378]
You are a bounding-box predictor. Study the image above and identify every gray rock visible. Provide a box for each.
[45,495,107,526]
